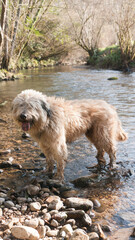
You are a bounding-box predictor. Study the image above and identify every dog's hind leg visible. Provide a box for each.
[96,149,106,167]
[86,129,106,168]
[108,147,117,169]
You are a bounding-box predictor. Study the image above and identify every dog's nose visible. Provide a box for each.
[20,113,27,120]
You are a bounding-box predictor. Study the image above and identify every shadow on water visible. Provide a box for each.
[0,65,135,231]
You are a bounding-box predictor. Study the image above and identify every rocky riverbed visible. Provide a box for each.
[0,100,135,240]
[0,179,135,240]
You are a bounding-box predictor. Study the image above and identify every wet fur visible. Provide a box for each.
[12,89,128,180]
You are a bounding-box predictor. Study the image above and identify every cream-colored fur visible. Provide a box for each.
[12,89,128,180]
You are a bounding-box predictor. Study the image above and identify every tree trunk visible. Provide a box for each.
[9,0,23,61]
[0,0,7,47]
[1,6,9,70]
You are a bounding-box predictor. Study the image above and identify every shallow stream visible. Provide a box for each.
[0,65,135,233]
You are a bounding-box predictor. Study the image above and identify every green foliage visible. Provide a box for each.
[87,45,123,70]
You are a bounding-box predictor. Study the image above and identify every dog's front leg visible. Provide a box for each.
[40,145,55,176]
[53,142,68,181]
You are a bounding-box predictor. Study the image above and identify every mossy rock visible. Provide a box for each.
[107,77,118,80]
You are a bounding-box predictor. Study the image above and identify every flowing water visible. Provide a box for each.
[0,66,135,232]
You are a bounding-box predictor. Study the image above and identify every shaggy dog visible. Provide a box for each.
[12,89,128,180]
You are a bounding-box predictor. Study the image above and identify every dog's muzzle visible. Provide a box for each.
[19,113,33,131]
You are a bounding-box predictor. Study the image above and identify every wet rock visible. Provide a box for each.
[60,189,79,198]
[101,225,112,232]
[46,179,64,188]
[39,152,46,158]
[92,199,101,209]
[4,200,14,208]
[22,132,30,139]
[72,175,97,187]
[29,202,41,211]
[82,213,92,227]
[97,224,107,240]
[0,161,22,169]
[107,77,118,80]
[27,185,40,196]
[0,149,11,155]
[71,229,89,240]
[24,218,39,228]
[46,229,59,237]
[11,226,39,240]
[66,209,85,219]
[88,232,99,240]
[65,197,93,210]
[87,210,95,218]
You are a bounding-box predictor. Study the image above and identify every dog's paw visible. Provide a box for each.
[109,163,119,170]
[53,173,65,183]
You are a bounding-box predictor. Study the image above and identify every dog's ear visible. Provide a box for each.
[41,100,51,117]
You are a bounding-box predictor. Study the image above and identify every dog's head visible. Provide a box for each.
[12,89,51,132]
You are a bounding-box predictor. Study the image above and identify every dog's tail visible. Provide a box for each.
[116,120,128,141]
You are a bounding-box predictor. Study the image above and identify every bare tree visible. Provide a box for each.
[64,0,105,57]
[111,0,135,70]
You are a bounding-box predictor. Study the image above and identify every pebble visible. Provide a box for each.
[0,192,7,198]
[66,219,76,226]
[88,232,99,240]
[46,195,61,203]
[92,199,101,209]
[61,224,73,237]
[17,197,27,204]
[43,212,51,221]
[71,229,89,240]
[0,180,112,240]
[11,226,39,240]
[48,199,63,211]
[0,197,5,205]
[37,226,46,238]
[27,185,40,196]
[50,219,59,227]
[46,229,59,237]
[4,200,14,208]
[0,208,2,216]
[82,213,92,226]
[29,202,41,211]
[52,212,67,222]
[24,218,39,228]
[21,205,28,213]
[65,197,93,210]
